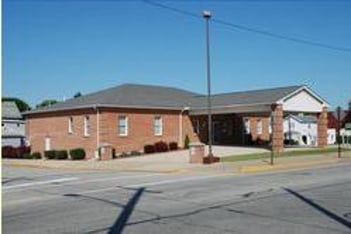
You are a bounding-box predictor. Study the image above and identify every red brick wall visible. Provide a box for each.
[26,109,98,159]
[26,107,198,159]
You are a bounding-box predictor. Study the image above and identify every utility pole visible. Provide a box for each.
[203,10,213,159]
[337,106,342,158]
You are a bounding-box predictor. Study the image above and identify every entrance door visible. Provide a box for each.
[212,122,221,144]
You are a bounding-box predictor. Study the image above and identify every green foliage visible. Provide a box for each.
[69,148,86,160]
[184,134,190,149]
[31,152,42,159]
[36,99,58,108]
[55,150,68,160]
[23,153,33,159]
[44,150,56,159]
[2,97,31,112]
[73,92,82,98]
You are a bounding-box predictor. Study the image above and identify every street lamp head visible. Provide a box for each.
[203,10,211,18]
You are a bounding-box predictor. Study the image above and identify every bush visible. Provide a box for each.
[119,152,129,158]
[154,141,168,152]
[144,144,155,154]
[2,146,17,158]
[31,152,42,159]
[15,146,31,158]
[69,148,86,160]
[184,135,190,149]
[55,150,68,160]
[169,142,178,151]
[44,150,56,160]
[23,153,33,159]
[130,150,142,156]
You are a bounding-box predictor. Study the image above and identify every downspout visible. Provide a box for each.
[95,105,100,159]
[179,107,190,147]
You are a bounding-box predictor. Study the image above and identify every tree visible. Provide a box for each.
[73,92,82,98]
[2,97,31,112]
[36,99,58,108]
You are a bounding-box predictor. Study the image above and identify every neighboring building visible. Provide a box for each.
[328,109,351,145]
[2,101,26,147]
[283,114,317,146]
[24,84,329,160]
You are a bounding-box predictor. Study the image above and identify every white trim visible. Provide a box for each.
[118,115,128,136]
[154,115,163,136]
[278,86,330,107]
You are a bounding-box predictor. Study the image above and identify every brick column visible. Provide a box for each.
[271,104,284,154]
[317,107,328,148]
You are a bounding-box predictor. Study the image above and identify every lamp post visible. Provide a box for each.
[336,106,342,158]
[203,10,213,159]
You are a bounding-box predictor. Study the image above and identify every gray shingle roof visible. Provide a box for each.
[2,102,22,119]
[24,84,305,115]
[26,84,199,114]
[189,85,303,109]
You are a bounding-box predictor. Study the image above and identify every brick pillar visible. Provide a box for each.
[317,107,328,148]
[271,104,284,154]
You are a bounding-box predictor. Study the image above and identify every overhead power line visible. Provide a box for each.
[143,0,351,52]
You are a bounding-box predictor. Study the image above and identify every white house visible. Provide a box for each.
[2,102,26,147]
[283,114,318,146]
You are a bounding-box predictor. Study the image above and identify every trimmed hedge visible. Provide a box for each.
[169,142,178,151]
[154,141,168,152]
[31,152,42,159]
[2,146,30,158]
[23,153,32,159]
[69,148,86,160]
[44,150,56,160]
[144,144,155,154]
[55,150,68,160]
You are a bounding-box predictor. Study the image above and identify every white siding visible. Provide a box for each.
[283,90,323,113]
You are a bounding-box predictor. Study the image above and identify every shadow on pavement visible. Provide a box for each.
[283,187,351,230]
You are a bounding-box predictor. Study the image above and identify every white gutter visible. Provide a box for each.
[179,107,190,147]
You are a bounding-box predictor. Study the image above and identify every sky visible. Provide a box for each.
[3,0,351,110]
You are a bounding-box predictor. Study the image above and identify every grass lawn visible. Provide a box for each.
[221,147,351,163]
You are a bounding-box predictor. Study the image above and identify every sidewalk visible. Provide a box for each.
[2,151,351,175]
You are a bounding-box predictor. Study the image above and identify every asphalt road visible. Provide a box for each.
[3,164,351,234]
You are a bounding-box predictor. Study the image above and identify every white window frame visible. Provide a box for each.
[68,117,73,134]
[118,116,128,136]
[154,116,163,136]
[84,115,90,137]
[257,119,263,135]
[244,118,250,134]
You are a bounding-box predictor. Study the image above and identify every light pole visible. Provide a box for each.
[203,10,213,159]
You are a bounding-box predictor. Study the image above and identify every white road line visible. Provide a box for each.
[3,177,79,190]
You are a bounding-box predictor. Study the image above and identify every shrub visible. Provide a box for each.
[23,153,33,159]
[2,146,17,158]
[44,150,56,160]
[169,142,178,151]
[144,144,155,154]
[31,152,42,159]
[184,135,190,149]
[119,152,129,158]
[55,150,68,160]
[15,146,31,158]
[69,148,86,160]
[130,150,142,156]
[154,141,168,152]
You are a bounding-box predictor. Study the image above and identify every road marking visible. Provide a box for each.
[3,177,79,190]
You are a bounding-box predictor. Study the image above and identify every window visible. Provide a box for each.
[68,117,73,134]
[118,116,128,136]
[244,118,250,134]
[193,119,200,134]
[257,119,263,135]
[154,116,163,136]
[84,116,90,136]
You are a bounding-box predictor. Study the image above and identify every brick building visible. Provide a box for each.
[24,84,329,160]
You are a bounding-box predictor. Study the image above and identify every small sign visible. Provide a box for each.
[345,123,351,130]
